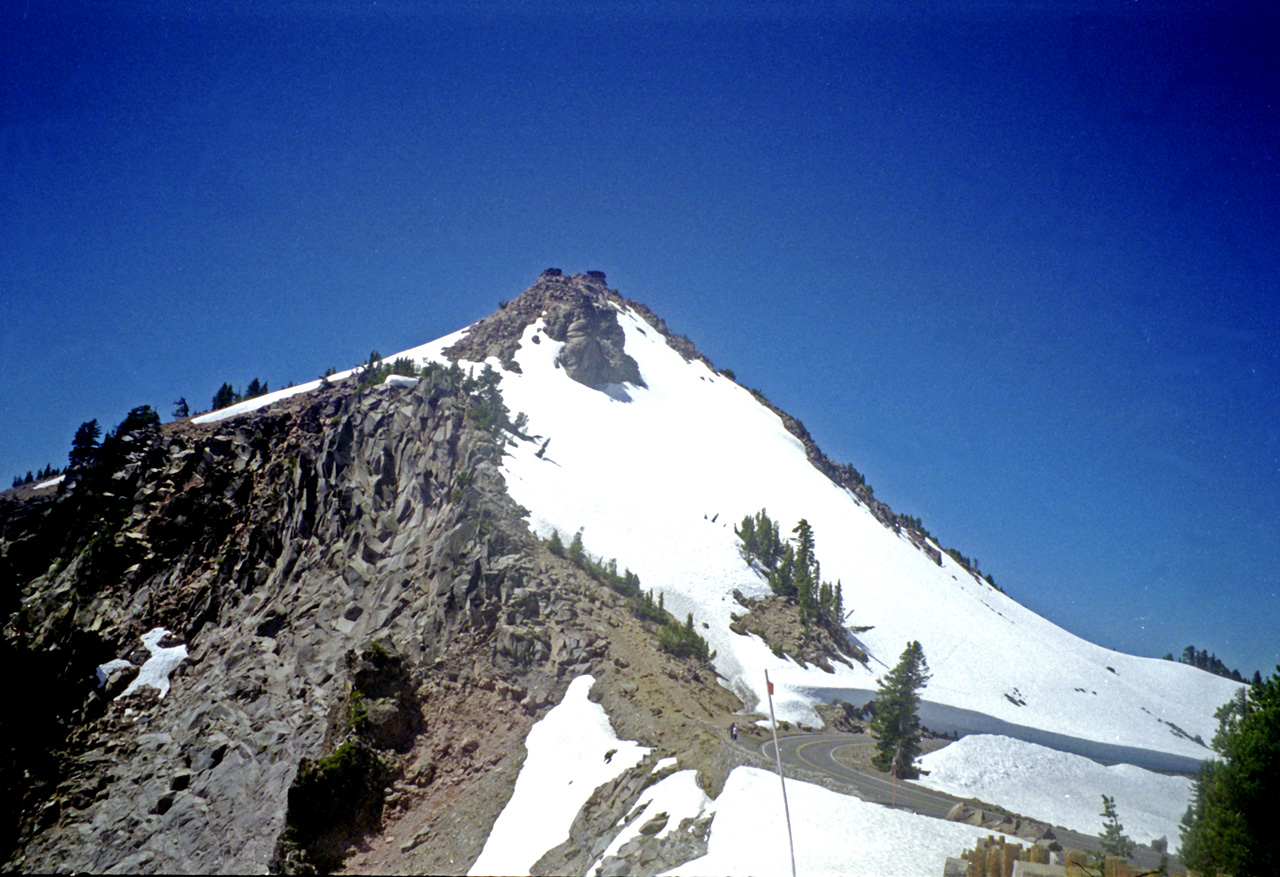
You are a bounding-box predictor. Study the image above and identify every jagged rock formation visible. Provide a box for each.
[445,271,644,389]
[2,370,549,873]
[2,356,744,875]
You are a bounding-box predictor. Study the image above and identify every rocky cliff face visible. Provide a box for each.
[1,356,743,875]
[2,368,540,873]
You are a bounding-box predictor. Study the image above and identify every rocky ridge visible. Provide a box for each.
[2,355,746,874]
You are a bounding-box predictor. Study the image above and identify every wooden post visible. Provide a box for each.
[985,844,1001,876]
[1001,842,1019,877]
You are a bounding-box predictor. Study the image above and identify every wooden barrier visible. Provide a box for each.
[955,836,1184,877]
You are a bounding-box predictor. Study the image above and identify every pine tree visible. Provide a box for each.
[546,530,564,556]
[1097,794,1134,861]
[68,419,101,469]
[1180,668,1280,876]
[568,530,586,567]
[212,382,239,410]
[792,519,817,625]
[869,641,931,779]
[172,397,190,419]
[113,405,160,436]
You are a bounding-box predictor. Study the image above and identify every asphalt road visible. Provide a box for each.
[758,731,1176,873]
[762,732,962,818]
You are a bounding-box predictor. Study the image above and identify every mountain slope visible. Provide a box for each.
[441,272,1239,772]
[4,270,1243,874]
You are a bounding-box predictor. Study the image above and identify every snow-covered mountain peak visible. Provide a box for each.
[195,272,1243,773]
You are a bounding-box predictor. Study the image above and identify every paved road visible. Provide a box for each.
[762,732,962,818]
[758,731,1175,873]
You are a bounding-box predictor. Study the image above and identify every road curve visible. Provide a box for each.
[757,731,1172,871]
[760,732,961,818]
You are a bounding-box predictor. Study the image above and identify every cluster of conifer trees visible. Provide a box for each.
[9,463,63,489]
[67,406,161,474]
[1179,668,1279,875]
[1164,644,1255,684]
[735,509,844,630]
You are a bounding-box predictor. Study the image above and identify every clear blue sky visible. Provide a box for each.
[3,2,1277,678]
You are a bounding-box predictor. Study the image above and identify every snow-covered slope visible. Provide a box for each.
[483,298,1238,772]
[916,734,1192,845]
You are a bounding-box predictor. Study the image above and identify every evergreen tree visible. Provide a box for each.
[547,530,564,557]
[212,383,239,410]
[112,405,160,436]
[68,419,101,469]
[568,530,586,567]
[736,509,782,571]
[172,397,190,419]
[792,519,817,625]
[1097,794,1134,861]
[769,542,797,598]
[245,378,265,399]
[1180,668,1280,876]
[869,641,931,779]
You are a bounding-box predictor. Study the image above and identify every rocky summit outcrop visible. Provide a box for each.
[444,271,646,389]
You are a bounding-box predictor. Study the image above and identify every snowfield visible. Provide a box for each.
[671,765,991,877]
[916,734,1193,846]
[483,674,992,877]
[189,328,468,425]
[479,684,1194,876]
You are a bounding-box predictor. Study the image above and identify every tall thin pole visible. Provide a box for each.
[765,670,798,877]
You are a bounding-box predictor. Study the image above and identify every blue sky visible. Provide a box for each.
[2,1,1277,678]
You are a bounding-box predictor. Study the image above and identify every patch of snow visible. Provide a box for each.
[190,327,468,424]
[589,769,714,875]
[668,765,990,877]
[33,474,65,490]
[95,658,133,686]
[118,628,187,699]
[468,675,650,876]
[382,374,419,388]
[916,734,1193,845]
[652,756,679,773]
